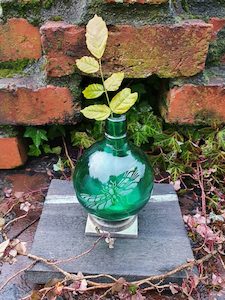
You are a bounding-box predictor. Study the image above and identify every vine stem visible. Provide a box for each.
[62,136,75,171]
[98,59,113,118]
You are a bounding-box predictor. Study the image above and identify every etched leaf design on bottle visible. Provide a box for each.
[80,167,140,211]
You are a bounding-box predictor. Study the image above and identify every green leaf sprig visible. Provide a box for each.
[76,15,138,121]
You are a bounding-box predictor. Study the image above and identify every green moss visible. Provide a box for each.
[181,0,190,12]
[0,59,33,78]
[2,2,42,25]
[42,0,55,9]
[194,110,223,126]
[183,0,225,20]
[50,15,63,21]
[82,0,175,26]
[47,73,82,99]
[206,28,225,66]
[0,125,18,138]
[1,0,55,25]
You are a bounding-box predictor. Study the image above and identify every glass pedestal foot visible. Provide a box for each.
[85,214,138,238]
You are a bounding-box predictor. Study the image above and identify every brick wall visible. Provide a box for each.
[0,0,224,168]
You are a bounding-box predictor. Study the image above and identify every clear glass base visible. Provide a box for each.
[89,214,137,232]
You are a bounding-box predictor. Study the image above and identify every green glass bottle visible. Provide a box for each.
[73,115,154,221]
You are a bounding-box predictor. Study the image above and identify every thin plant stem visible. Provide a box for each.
[62,136,75,171]
[98,58,113,117]
[98,58,118,143]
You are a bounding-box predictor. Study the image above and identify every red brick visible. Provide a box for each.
[105,0,168,3]
[163,84,225,124]
[0,77,80,125]
[0,137,27,169]
[209,17,225,39]
[40,20,212,78]
[0,18,41,62]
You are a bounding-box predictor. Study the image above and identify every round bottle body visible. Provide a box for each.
[73,116,154,221]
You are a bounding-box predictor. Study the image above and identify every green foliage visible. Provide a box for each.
[0,59,33,78]
[53,157,64,172]
[149,123,225,185]
[71,131,95,149]
[42,0,55,9]
[127,104,162,146]
[24,126,63,157]
[206,28,225,66]
[76,99,225,188]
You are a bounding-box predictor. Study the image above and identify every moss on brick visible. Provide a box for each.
[50,15,63,21]
[206,28,225,66]
[184,0,225,20]
[1,0,55,25]
[0,125,18,138]
[47,73,82,99]
[0,59,34,78]
[194,109,223,126]
[82,0,175,25]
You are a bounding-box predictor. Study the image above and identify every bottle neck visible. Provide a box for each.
[105,115,127,140]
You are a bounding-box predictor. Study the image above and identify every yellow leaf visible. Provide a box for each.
[105,72,124,91]
[76,56,99,74]
[81,105,111,121]
[83,84,104,99]
[86,15,108,59]
[110,88,138,114]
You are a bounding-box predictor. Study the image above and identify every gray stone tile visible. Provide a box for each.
[26,180,194,284]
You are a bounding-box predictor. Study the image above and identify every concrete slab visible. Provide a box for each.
[26,180,194,284]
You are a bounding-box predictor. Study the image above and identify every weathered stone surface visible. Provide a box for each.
[40,22,85,78]
[1,0,174,27]
[41,20,212,78]
[162,66,225,124]
[105,0,168,4]
[0,76,80,125]
[0,136,27,169]
[0,18,41,62]
[184,0,225,20]
[26,179,194,284]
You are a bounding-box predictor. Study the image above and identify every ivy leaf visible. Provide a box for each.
[91,120,105,140]
[24,127,48,148]
[81,104,111,121]
[154,133,183,153]
[71,131,95,149]
[104,72,124,91]
[110,88,138,114]
[53,158,64,172]
[128,122,150,146]
[83,84,104,99]
[167,163,185,181]
[42,144,62,155]
[76,56,99,74]
[217,128,225,150]
[86,14,108,59]
[28,145,41,157]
